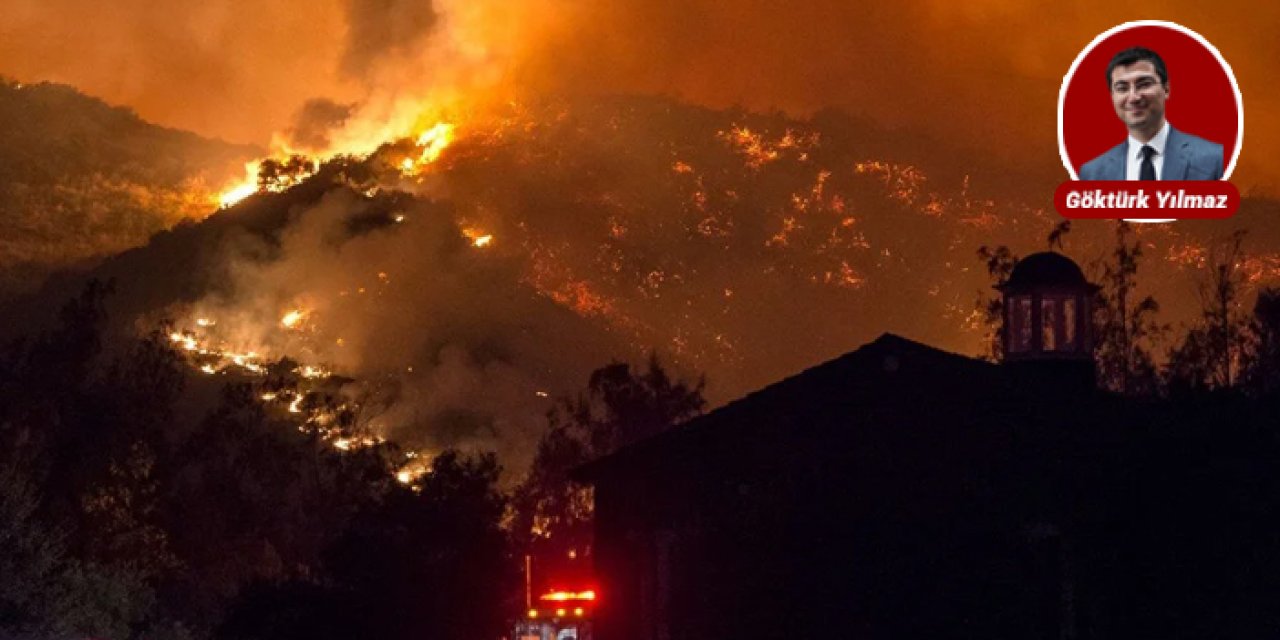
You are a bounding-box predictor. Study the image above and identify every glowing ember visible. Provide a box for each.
[169,314,336,383]
[195,318,215,327]
[462,227,494,248]
[415,122,455,163]
[719,126,818,169]
[719,126,777,168]
[399,122,456,174]
[825,261,865,289]
[281,309,306,328]
[1243,254,1280,284]
[393,456,431,486]
[331,436,384,452]
[169,332,199,351]
[298,365,329,379]
[1167,243,1208,270]
[231,354,265,374]
[854,160,927,205]
[162,312,372,457]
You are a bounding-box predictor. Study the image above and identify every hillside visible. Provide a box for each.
[0,78,258,295]
[8,95,1280,396]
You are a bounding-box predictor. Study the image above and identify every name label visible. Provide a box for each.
[1055,181,1239,219]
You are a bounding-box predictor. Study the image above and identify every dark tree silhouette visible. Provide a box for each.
[1047,220,1071,251]
[161,381,391,630]
[256,155,317,191]
[1167,230,1250,391]
[0,280,521,638]
[510,354,705,593]
[974,245,1018,361]
[1093,221,1165,395]
[0,281,166,638]
[1243,287,1280,395]
[0,456,154,639]
[222,451,511,640]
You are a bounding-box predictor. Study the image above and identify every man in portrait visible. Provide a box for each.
[1079,46,1224,180]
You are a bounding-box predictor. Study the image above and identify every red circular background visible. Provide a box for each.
[1062,24,1240,178]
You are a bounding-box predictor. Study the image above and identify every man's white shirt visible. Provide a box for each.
[1125,120,1170,180]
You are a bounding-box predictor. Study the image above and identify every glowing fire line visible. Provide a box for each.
[216,120,456,209]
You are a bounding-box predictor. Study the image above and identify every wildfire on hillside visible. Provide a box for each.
[164,313,443,486]
[52,93,1276,478]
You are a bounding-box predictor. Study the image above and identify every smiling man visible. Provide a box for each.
[1079,47,1224,181]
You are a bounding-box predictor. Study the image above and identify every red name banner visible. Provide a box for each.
[1054,181,1240,220]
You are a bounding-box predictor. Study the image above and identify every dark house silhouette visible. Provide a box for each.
[576,252,1280,639]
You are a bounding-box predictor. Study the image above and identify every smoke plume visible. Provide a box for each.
[340,0,439,78]
[286,98,357,152]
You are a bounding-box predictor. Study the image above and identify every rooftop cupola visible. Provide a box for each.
[998,252,1100,388]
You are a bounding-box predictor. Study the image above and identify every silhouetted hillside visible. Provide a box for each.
[0,78,259,295]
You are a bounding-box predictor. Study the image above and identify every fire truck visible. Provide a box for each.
[511,589,595,640]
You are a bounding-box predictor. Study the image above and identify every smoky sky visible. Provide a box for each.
[286,98,357,151]
[1,0,1274,187]
[339,0,439,78]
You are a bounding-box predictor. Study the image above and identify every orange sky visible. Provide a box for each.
[2,0,1276,190]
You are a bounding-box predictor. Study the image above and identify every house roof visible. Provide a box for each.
[574,333,1007,482]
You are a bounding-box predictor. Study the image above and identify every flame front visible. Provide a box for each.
[218,161,263,208]
[415,123,456,166]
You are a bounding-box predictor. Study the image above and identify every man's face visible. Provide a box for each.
[1110,60,1168,134]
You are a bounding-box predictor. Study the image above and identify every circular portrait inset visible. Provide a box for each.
[1058,21,1242,181]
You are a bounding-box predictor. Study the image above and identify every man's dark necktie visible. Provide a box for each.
[1139,144,1157,181]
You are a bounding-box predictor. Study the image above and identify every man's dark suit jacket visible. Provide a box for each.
[1078,126,1224,180]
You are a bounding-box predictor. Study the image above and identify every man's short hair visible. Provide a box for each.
[1106,47,1168,87]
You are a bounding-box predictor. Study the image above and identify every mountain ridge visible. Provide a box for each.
[0,77,260,296]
